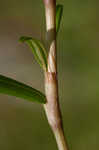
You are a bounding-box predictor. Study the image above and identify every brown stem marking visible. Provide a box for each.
[43,0,69,150]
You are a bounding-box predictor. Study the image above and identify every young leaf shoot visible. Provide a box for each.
[20,36,48,71]
[56,4,63,35]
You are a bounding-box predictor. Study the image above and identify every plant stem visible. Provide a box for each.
[43,0,69,150]
[54,126,69,150]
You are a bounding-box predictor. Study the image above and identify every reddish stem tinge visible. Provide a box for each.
[43,0,69,150]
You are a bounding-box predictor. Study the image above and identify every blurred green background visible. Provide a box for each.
[0,0,99,149]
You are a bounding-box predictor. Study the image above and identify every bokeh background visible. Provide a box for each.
[0,0,99,149]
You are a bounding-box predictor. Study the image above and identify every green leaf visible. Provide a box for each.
[0,75,46,104]
[19,37,48,71]
[56,4,63,35]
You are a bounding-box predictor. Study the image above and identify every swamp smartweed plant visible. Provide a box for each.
[0,0,69,150]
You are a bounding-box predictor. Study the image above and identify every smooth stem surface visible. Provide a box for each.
[54,127,69,150]
[43,0,69,150]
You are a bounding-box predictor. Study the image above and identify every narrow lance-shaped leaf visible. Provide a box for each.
[19,37,48,71]
[56,4,63,35]
[0,75,46,104]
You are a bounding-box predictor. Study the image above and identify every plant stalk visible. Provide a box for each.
[43,0,69,150]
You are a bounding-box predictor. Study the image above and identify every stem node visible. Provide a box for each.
[43,0,69,150]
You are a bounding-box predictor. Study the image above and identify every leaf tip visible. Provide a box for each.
[19,36,32,43]
[56,4,64,35]
[56,4,63,10]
